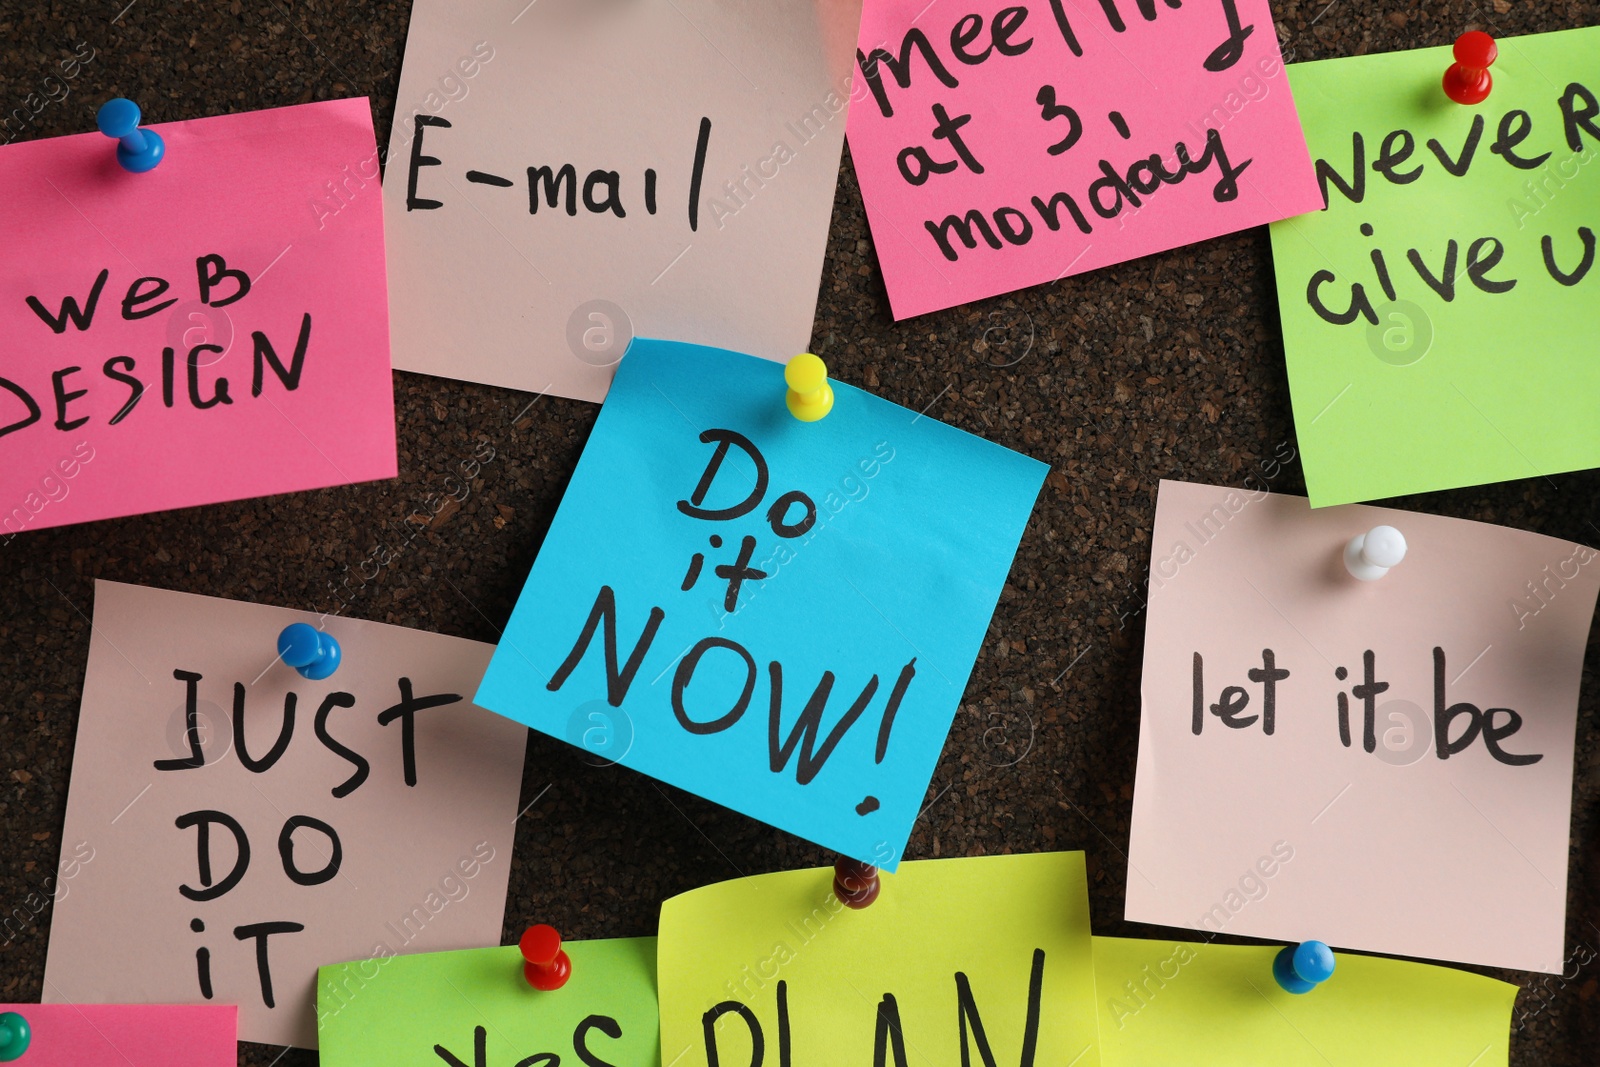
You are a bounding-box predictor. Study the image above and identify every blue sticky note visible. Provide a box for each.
[474,340,1046,868]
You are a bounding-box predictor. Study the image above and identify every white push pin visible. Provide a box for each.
[1344,525,1406,581]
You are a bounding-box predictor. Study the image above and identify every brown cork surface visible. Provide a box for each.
[0,1,1596,1063]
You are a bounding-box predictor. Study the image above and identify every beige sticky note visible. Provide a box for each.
[43,581,528,1048]
[1127,480,1598,972]
[381,0,864,402]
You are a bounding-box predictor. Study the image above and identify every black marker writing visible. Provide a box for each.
[404,113,713,232]
[1303,80,1600,326]
[1189,647,1543,768]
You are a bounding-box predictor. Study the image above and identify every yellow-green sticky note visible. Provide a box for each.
[1095,937,1517,1065]
[317,938,660,1065]
[659,853,1100,1067]
[1269,26,1600,506]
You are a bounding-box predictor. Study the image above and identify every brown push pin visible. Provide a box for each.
[833,856,880,909]
[1442,31,1497,105]
[519,924,571,990]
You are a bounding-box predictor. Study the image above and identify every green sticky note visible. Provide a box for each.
[316,939,660,1066]
[1269,27,1600,506]
[658,853,1100,1067]
[1095,937,1517,1065]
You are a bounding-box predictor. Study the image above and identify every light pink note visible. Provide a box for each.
[381,0,864,403]
[0,1004,235,1066]
[0,99,396,534]
[847,0,1323,318]
[1127,480,1598,973]
[43,582,528,1048]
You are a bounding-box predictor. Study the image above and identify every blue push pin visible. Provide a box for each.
[0,1011,29,1062]
[278,623,341,680]
[96,97,165,173]
[1273,940,1335,994]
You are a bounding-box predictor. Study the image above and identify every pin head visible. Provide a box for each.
[520,924,572,991]
[96,97,141,138]
[1442,31,1496,105]
[1273,940,1335,994]
[277,623,341,680]
[0,1012,30,1062]
[1453,31,1497,70]
[96,98,166,173]
[785,353,834,422]
[833,856,880,909]
[1344,525,1406,581]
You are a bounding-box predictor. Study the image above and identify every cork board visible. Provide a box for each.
[0,2,1594,1063]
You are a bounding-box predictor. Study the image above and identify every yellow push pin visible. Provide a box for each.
[785,353,833,422]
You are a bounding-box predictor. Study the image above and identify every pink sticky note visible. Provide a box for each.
[0,1003,235,1066]
[1127,480,1599,973]
[0,99,397,534]
[43,581,529,1048]
[847,1,1324,318]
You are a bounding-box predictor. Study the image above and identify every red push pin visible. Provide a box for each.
[833,856,880,909]
[1443,31,1497,105]
[519,924,571,991]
